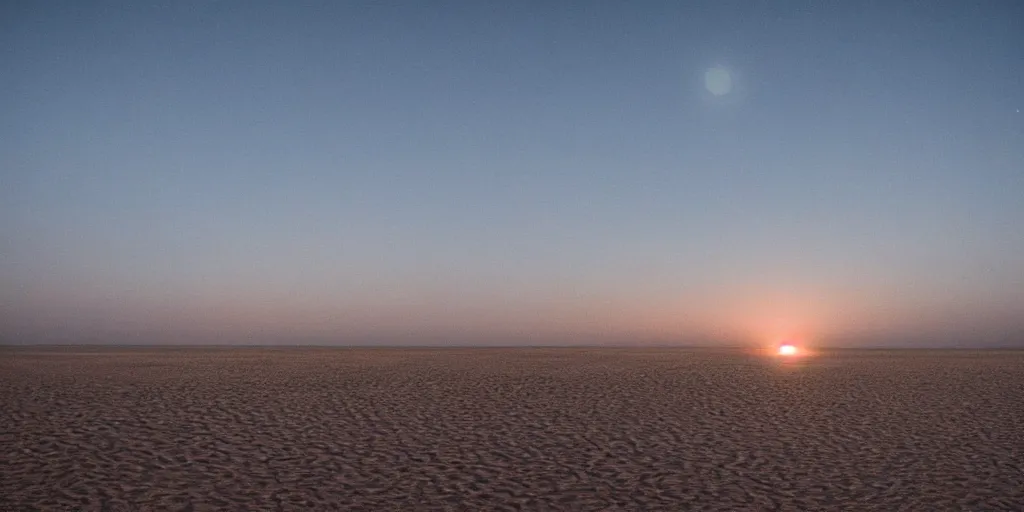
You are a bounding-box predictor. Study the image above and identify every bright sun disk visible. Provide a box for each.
[778,344,797,356]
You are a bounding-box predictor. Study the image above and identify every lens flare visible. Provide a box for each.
[704,67,732,96]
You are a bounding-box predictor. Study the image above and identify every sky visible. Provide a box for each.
[2,1,1022,347]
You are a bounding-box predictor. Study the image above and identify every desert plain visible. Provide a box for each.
[2,346,1023,511]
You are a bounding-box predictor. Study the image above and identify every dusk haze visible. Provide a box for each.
[3,1,1023,348]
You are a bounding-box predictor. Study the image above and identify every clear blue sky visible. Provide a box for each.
[3,1,1022,346]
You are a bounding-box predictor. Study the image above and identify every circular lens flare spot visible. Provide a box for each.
[778,344,798,356]
[704,67,733,96]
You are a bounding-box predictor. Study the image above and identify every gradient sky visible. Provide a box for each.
[3,1,1023,347]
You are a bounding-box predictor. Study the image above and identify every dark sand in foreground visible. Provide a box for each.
[2,347,1023,510]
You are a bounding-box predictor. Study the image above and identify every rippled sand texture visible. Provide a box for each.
[2,347,1023,511]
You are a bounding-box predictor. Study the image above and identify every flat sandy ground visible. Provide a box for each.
[2,347,1023,511]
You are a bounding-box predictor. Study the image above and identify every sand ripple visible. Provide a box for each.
[2,347,1023,510]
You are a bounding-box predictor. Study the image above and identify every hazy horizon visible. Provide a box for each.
[3,1,1023,348]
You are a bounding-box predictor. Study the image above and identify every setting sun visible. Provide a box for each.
[778,344,798,356]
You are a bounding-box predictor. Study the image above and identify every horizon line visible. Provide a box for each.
[3,343,1023,350]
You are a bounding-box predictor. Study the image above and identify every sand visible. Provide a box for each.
[2,347,1023,511]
